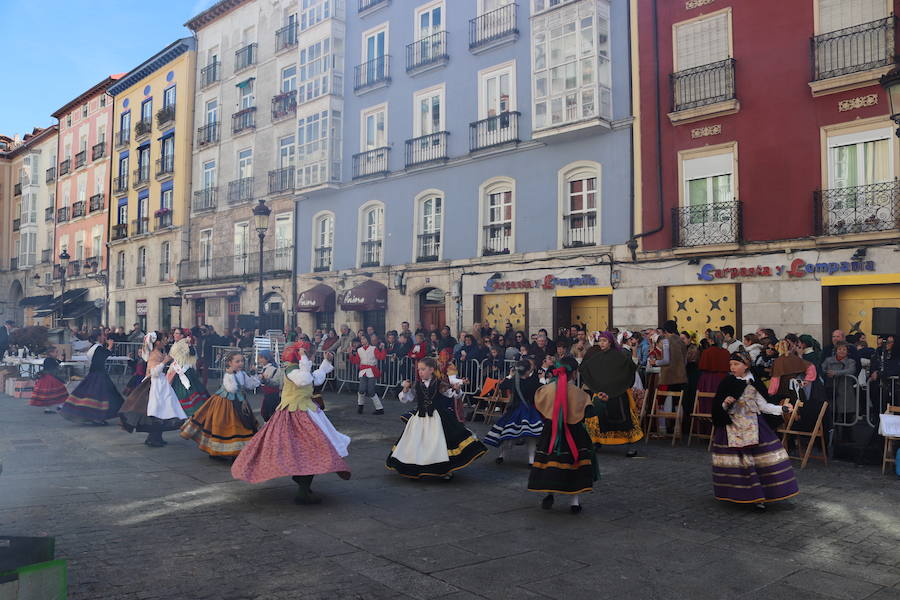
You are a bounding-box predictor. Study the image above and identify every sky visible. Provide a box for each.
[0,0,218,138]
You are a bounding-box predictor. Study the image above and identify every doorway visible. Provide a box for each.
[419,288,446,333]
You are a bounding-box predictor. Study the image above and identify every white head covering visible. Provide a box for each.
[141,332,157,362]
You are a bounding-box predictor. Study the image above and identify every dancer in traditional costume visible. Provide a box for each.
[483,359,543,464]
[232,343,350,505]
[350,336,386,415]
[711,352,799,509]
[168,330,209,416]
[256,350,283,421]
[119,332,187,447]
[528,357,596,513]
[123,357,146,397]
[29,346,67,413]
[60,333,124,425]
[580,332,643,456]
[387,357,486,479]
[181,351,259,458]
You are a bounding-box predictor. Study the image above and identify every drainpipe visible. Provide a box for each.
[291,197,299,330]
[626,0,665,262]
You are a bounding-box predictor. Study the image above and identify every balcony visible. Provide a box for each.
[116,129,130,148]
[275,24,298,52]
[115,269,125,289]
[227,177,254,205]
[353,147,390,179]
[41,249,51,264]
[234,43,257,72]
[671,201,741,247]
[814,181,899,236]
[68,260,81,278]
[57,207,70,223]
[812,17,894,83]
[482,224,512,256]
[156,105,176,127]
[200,61,220,88]
[132,217,150,236]
[92,142,105,161]
[406,31,448,75]
[469,3,518,53]
[314,247,332,272]
[132,164,150,189]
[360,240,382,268]
[113,174,129,194]
[75,150,87,169]
[193,188,218,212]
[358,0,389,15]
[45,167,56,183]
[563,212,597,248]
[89,193,105,213]
[470,111,520,152]
[416,233,440,262]
[9,258,17,271]
[178,247,294,283]
[112,223,128,241]
[83,256,99,272]
[405,131,449,168]
[12,218,20,232]
[71,201,85,219]
[232,107,257,134]
[272,90,297,121]
[14,183,21,196]
[44,207,54,222]
[197,122,220,146]
[670,58,737,123]
[59,159,71,176]
[156,210,173,229]
[268,166,295,195]
[354,56,391,93]
[156,154,174,178]
[135,119,152,139]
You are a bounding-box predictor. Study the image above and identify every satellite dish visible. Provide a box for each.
[93,298,105,309]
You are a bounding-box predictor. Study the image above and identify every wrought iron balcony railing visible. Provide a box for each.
[232,107,257,134]
[133,164,150,188]
[275,23,298,52]
[113,174,129,194]
[314,246,332,272]
[116,129,130,148]
[563,212,597,248]
[272,90,297,120]
[59,159,71,175]
[135,119,152,138]
[406,31,448,73]
[671,201,741,247]
[57,206,70,223]
[197,122,220,146]
[405,131,449,167]
[193,188,218,212]
[156,106,176,127]
[13,183,21,196]
[814,180,900,236]
[227,177,254,205]
[470,111,520,152]
[358,0,388,13]
[416,233,440,262]
[360,240,382,268]
[178,247,294,283]
[45,167,56,183]
[156,155,175,178]
[89,193,104,213]
[156,211,173,229]
[354,55,391,92]
[812,17,894,81]
[353,147,390,179]
[112,223,129,241]
[482,224,512,256]
[671,58,736,112]
[268,166,295,195]
[75,150,86,169]
[200,61,220,88]
[235,43,257,72]
[92,142,105,161]
[45,207,54,222]
[71,201,85,219]
[469,3,518,51]
[132,217,150,236]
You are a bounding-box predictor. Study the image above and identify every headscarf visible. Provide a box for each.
[258,350,275,364]
[548,358,579,463]
[729,350,752,366]
[579,339,637,398]
[141,332,157,362]
[598,331,620,350]
[799,334,821,354]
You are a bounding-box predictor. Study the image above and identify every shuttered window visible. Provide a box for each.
[674,12,729,71]
[819,0,887,33]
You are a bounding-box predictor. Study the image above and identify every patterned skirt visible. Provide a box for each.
[180,393,258,456]
[527,419,597,495]
[60,372,125,423]
[232,408,351,483]
[119,378,185,434]
[29,374,68,407]
[170,367,210,416]
[712,416,799,504]
[585,390,643,445]
[386,408,486,479]
[483,402,543,447]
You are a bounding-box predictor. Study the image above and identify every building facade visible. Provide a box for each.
[622,0,900,340]
[50,76,121,328]
[294,0,634,337]
[181,0,298,334]
[107,38,197,332]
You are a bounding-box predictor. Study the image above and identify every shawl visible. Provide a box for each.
[578,347,637,398]
[771,355,810,378]
[534,380,591,424]
[711,374,775,427]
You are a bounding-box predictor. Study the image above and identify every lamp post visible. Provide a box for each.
[879,64,900,136]
[58,249,70,325]
[252,198,271,335]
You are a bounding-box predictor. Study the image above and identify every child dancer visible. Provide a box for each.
[387,357,486,479]
[169,332,210,416]
[60,332,125,425]
[29,346,67,413]
[527,356,596,514]
[350,334,386,415]
[257,350,283,421]
[180,351,259,458]
[123,357,146,397]
[232,343,350,505]
[484,359,543,464]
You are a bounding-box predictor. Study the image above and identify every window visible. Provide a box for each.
[238,148,253,178]
[240,81,255,109]
[413,85,444,136]
[91,226,102,260]
[206,99,218,124]
[199,229,213,278]
[532,0,611,129]
[66,115,71,127]
[137,147,150,180]
[203,160,216,189]
[278,135,296,168]
[141,99,152,123]
[120,111,131,138]
[819,0,887,33]
[234,222,250,274]
[75,231,85,262]
[360,203,384,266]
[479,63,515,118]
[679,150,736,246]
[275,214,292,270]
[161,136,175,168]
[299,39,332,103]
[416,193,442,261]
[160,241,170,280]
[416,2,443,39]
[480,178,514,255]
[300,0,332,31]
[559,162,600,248]
[82,103,88,118]
[161,188,173,213]
[827,127,893,188]
[137,246,147,284]
[80,135,88,153]
[117,198,127,225]
[361,104,387,150]
[313,212,334,271]
[362,24,388,83]
[116,253,126,287]
[100,95,107,107]
[298,110,340,187]
[480,0,512,14]
[281,65,297,93]
[163,86,176,108]
[97,125,106,144]
[674,12,730,71]
[78,179,86,204]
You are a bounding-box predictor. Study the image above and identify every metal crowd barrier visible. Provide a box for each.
[110,341,143,359]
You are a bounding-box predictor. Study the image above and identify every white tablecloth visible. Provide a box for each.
[879,414,900,437]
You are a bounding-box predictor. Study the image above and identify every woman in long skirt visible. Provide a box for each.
[387,357,486,479]
[483,359,543,465]
[711,352,799,509]
[29,346,67,413]
[60,333,124,425]
[232,343,350,505]
[168,331,209,416]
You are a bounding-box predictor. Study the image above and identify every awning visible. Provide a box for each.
[236,77,256,88]
[297,284,335,313]
[60,301,99,320]
[32,288,89,317]
[182,286,242,300]
[339,280,387,312]
[19,295,52,307]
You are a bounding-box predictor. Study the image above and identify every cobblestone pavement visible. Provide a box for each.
[2,388,900,600]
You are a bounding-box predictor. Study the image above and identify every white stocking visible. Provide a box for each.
[569,494,580,507]
[527,438,536,464]
[372,394,384,410]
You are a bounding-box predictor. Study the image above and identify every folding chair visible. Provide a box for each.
[470,378,501,424]
[645,389,685,446]
[779,398,830,469]
[881,405,900,475]
[687,391,716,450]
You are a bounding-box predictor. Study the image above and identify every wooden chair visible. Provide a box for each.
[881,405,900,475]
[687,391,716,450]
[645,389,685,446]
[470,378,502,425]
[779,398,829,469]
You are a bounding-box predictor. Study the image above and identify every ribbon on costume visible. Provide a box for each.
[547,366,579,462]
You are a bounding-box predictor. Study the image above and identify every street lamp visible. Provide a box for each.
[879,65,900,136]
[252,198,271,335]
[58,249,70,324]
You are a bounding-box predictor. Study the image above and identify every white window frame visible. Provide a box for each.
[478,61,517,119]
[478,176,516,256]
[281,64,297,93]
[479,0,513,16]
[199,229,213,279]
[237,148,253,178]
[814,0,891,35]
[415,1,444,40]
[274,213,293,271]
[357,201,385,267]
[239,81,255,109]
[412,84,446,137]
[826,126,895,188]
[160,241,171,280]
[206,99,218,124]
[362,23,389,63]
[556,160,601,249]
[413,189,444,261]
[202,160,216,189]
[360,102,388,151]
[234,221,250,274]
[312,210,335,271]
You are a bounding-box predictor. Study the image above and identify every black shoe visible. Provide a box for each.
[373,408,384,415]
[626,449,638,458]
[570,504,582,515]
[541,494,554,510]
[357,405,364,414]
[294,492,322,505]
[495,457,504,465]
[754,502,767,511]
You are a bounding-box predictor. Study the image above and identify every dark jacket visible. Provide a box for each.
[711,375,777,428]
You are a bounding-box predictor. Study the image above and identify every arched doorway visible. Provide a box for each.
[261,292,286,333]
[419,288,445,333]
[7,279,24,325]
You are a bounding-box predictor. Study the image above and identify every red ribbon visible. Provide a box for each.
[547,367,579,462]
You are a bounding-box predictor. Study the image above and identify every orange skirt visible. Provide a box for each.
[179,394,258,456]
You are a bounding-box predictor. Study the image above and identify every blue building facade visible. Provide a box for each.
[294,0,632,337]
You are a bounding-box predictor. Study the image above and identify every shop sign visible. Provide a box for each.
[697,258,877,282]
[136,299,148,316]
[484,273,598,292]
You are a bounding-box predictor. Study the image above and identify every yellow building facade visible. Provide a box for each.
[107,38,196,331]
